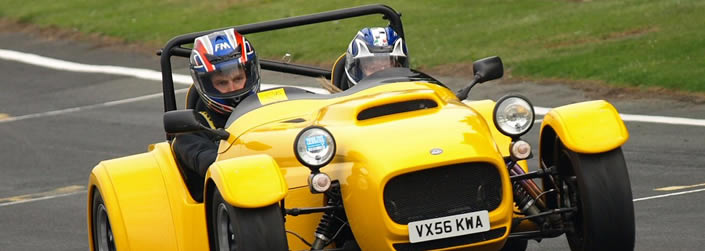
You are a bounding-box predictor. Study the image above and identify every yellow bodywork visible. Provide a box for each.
[87,81,625,250]
[540,100,629,154]
[88,143,209,251]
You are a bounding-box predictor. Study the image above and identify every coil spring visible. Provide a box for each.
[315,202,337,240]
[312,184,344,250]
[513,181,534,212]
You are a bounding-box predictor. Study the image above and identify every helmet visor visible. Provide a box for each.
[192,60,260,99]
[356,55,408,80]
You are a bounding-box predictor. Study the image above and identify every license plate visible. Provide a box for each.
[408,210,490,243]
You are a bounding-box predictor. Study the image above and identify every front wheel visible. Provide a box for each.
[554,145,635,251]
[210,189,288,251]
[500,239,528,251]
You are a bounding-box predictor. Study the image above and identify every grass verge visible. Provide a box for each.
[1,0,703,92]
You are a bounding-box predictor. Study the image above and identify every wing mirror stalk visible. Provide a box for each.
[163,109,230,140]
[456,56,504,101]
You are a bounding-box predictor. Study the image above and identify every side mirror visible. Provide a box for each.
[164,109,230,140]
[164,109,203,134]
[473,56,504,84]
[456,56,504,101]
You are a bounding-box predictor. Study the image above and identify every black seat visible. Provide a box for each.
[331,53,353,91]
[172,84,207,202]
[185,84,200,109]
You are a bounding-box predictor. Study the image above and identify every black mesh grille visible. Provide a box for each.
[393,227,506,251]
[383,162,503,224]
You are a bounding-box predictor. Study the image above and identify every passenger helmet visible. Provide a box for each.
[344,26,409,85]
[189,28,260,114]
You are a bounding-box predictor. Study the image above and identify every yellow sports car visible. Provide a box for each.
[87,4,635,251]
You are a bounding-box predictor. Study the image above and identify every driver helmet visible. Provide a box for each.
[344,26,409,85]
[189,28,260,114]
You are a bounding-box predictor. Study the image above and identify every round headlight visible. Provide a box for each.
[294,126,336,170]
[493,95,535,137]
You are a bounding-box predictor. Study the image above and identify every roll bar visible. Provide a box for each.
[158,4,404,112]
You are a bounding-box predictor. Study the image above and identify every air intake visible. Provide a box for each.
[357,99,438,120]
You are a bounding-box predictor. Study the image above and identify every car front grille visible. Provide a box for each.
[383,162,503,225]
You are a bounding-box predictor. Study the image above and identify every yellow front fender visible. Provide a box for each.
[206,154,288,208]
[541,100,629,154]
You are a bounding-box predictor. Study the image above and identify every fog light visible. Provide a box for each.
[309,172,331,193]
[511,140,532,160]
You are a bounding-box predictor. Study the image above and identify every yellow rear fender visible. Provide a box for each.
[87,150,180,250]
[88,165,130,251]
[205,154,288,208]
[540,100,629,154]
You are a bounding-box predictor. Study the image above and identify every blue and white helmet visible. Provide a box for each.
[189,28,260,114]
[344,26,409,85]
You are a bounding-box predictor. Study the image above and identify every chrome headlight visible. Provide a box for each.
[493,95,535,137]
[294,126,336,170]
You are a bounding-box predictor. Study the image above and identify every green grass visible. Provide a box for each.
[1,0,704,92]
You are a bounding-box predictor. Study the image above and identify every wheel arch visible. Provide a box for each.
[540,100,628,155]
[88,164,130,251]
[539,125,558,168]
[204,179,217,250]
[204,154,288,209]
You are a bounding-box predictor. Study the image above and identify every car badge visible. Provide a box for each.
[430,148,443,155]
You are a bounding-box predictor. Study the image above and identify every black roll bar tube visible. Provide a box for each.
[159,4,403,114]
[168,46,335,78]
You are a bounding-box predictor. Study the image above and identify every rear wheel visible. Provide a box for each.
[91,189,116,251]
[552,143,635,251]
[210,189,288,251]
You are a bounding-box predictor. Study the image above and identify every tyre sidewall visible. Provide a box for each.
[92,190,116,251]
[210,189,288,251]
[563,147,635,251]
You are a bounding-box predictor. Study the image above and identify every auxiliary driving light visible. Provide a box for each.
[294,126,336,170]
[510,140,532,160]
[493,95,535,138]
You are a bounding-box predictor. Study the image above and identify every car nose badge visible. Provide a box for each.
[430,148,443,155]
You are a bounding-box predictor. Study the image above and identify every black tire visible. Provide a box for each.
[554,144,635,251]
[500,239,528,251]
[210,189,288,251]
[91,189,117,251]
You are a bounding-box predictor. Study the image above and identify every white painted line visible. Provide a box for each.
[0,88,189,124]
[532,106,705,127]
[633,188,705,202]
[0,190,86,208]
[619,113,705,127]
[534,107,550,115]
[0,83,324,124]
[0,48,193,84]
[655,183,705,191]
[1,49,703,126]
[0,185,87,208]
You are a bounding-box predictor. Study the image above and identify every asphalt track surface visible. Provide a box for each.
[1,30,704,251]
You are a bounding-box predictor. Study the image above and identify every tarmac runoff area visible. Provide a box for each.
[0,37,704,251]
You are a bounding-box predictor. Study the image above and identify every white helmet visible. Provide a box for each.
[344,26,409,85]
